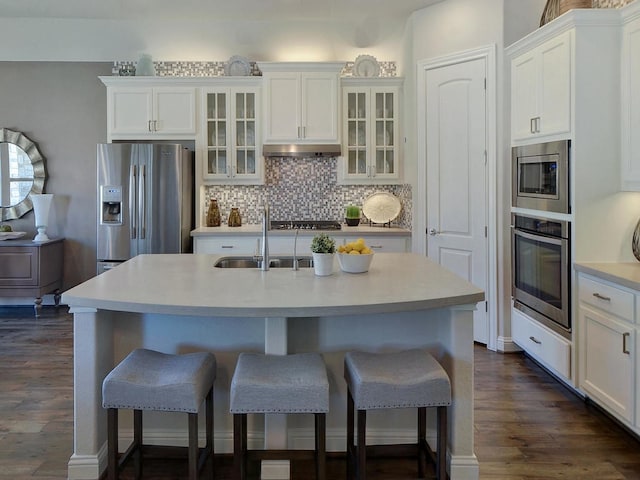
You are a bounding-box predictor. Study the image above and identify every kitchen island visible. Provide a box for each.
[63,252,484,480]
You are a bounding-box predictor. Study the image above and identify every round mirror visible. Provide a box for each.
[0,128,46,220]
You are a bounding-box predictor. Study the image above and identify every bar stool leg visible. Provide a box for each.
[346,390,355,480]
[233,414,246,480]
[315,413,326,480]
[437,406,448,480]
[206,387,214,478]
[188,412,198,480]
[107,408,118,480]
[133,410,142,480]
[418,407,426,478]
[357,409,367,480]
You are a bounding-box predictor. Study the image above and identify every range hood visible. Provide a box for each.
[262,144,341,158]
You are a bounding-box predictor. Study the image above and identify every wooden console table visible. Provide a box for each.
[0,238,64,316]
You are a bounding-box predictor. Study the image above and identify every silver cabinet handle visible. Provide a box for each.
[148,120,153,132]
[623,332,631,354]
[530,117,536,134]
[593,292,611,302]
[221,245,235,249]
[153,120,158,131]
[529,336,542,345]
[370,245,383,249]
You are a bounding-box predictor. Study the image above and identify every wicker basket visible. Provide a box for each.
[559,0,592,15]
[541,0,591,25]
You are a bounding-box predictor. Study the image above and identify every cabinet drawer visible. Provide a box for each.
[578,275,634,321]
[338,236,409,253]
[193,237,257,254]
[512,306,571,379]
[0,250,38,286]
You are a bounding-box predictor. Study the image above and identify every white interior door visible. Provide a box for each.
[426,58,488,344]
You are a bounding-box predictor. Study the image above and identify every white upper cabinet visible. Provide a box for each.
[339,78,402,184]
[259,62,343,144]
[201,83,262,184]
[511,30,572,143]
[621,10,640,191]
[101,78,197,140]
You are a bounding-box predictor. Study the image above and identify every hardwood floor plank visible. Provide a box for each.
[2,307,640,479]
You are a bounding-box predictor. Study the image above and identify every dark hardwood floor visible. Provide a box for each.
[1,307,640,479]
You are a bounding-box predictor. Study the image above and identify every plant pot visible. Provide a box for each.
[312,252,335,276]
[345,217,360,227]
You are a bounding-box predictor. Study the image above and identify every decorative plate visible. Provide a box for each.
[224,55,251,76]
[362,192,401,224]
[0,231,26,241]
[353,54,380,77]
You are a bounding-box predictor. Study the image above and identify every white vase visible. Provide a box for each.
[312,252,335,276]
[31,193,53,242]
[136,54,156,76]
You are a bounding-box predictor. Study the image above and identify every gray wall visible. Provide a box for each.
[0,62,112,290]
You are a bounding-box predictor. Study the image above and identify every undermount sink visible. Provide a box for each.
[214,256,314,269]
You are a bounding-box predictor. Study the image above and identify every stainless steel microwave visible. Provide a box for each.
[512,140,570,214]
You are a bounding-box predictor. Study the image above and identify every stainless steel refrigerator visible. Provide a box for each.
[96,143,193,274]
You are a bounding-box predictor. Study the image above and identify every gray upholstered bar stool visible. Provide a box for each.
[230,352,329,480]
[102,348,217,480]
[344,349,452,480]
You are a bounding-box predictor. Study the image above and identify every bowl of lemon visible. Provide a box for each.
[337,238,374,273]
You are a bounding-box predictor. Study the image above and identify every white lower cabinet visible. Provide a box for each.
[512,306,571,380]
[577,272,636,429]
[194,232,410,255]
[579,305,634,423]
[337,235,409,253]
[193,237,257,255]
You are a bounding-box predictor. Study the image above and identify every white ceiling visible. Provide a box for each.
[0,0,443,22]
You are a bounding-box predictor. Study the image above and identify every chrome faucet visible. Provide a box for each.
[260,201,270,271]
[292,228,300,271]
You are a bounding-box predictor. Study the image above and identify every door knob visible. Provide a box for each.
[428,228,438,236]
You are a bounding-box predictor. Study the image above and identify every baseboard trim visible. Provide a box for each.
[497,335,522,353]
[449,453,480,480]
[67,442,107,480]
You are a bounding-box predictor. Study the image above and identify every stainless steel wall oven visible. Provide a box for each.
[511,213,571,339]
[512,140,570,214]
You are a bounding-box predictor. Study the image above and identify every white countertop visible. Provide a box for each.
[575,262,640,291]
[63,253,484,317]
[191,225,411,237]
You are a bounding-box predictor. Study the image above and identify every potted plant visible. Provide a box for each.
[345,205,361,227]
[310,233,336,276]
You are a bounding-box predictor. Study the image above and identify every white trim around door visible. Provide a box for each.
[415,45,498,352]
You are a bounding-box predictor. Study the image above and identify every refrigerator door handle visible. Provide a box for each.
[129,164,137,239]
[139,164,146,239]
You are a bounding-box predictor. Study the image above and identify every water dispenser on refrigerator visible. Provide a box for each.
[100,185,122,225]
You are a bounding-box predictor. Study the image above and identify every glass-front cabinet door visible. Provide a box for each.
[202,85,262,184]
[340,79,402,184]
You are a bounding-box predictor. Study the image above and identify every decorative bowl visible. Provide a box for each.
[337,253,373,274]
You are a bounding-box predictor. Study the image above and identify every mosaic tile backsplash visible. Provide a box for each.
[203,157,412,229]
[112,60,396,78]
